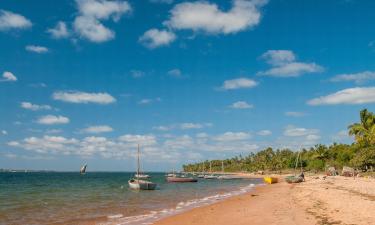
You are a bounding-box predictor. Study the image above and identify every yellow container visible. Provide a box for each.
[263,177,278,184]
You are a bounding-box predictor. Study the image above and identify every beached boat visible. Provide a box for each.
[263,176,278,184]
[128,145,157,190]
[80,164,87,174]
[285,176,303,183]
[166,176,198,182]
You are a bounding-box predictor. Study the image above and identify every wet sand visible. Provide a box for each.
[154,175,375,225]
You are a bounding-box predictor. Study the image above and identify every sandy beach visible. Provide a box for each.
[154,175,375,225]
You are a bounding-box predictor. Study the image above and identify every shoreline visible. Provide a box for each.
[153,175,375,225]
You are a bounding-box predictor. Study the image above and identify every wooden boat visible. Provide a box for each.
[263,176,278,184]
[128,145,157,190]
[285,176,303,183]
[80,164,87,174]
[166,176,198,182]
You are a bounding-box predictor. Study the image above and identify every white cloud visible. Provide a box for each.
[152,126,172,131]
[221,77,257,90]
[1,130,7,135]
[330,71,375,84]
[21,102,52,111]
[73,0,131,43]
[150,0,173,4]
[47,21,70,39]
[180,123,204,130]
[307,87,375,105]
[164,0,267,34]
[1,71,17,82]
[153,122,211,131]
[167,69,182,78]
[258,50,324,77]
[283,125,319,137]
[53,91,116,104]
[285,111,306,117]
[37,115,70,125]
[0,10,32,31]
[130,70,145,78]
[81,125,113,133]
[138,97,161,105]
[139,28,176,49]
[230,101,253,109]
[257,130,271,136]
[118,134,157,146]
[25,45,49,53]
[213,132,251,142]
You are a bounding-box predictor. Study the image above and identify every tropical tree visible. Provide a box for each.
[348,109,375,146]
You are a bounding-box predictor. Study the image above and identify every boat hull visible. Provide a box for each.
[166,177,198,182]
[263,177,278,184]
[128,180,157,190]
[285,176,303,184]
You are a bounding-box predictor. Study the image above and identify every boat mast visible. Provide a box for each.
[209,161,212,174]
[137,144,140,181]
[221,160,224,173]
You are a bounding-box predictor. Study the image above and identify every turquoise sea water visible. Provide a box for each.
[0,172,262,225]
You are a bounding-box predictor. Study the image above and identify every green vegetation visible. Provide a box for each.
[183,109,375,173]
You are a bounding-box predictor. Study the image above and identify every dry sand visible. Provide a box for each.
[154,175,375,225]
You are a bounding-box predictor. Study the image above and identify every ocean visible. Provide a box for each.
[0,172,263,225]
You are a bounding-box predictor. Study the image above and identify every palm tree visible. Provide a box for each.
[348,109,375,146]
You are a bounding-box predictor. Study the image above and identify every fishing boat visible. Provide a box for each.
[166,176,198,182]
[204,161,217,179]
[263,176,278,184]
[284,151,304,184]
[128,145,157,190]
[80,164,87,174]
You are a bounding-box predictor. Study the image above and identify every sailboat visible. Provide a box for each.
[128,144,157,190]
[197,163,205,178]
[80,164,87,174]
[204,161,216,179]
[285,151,304,184]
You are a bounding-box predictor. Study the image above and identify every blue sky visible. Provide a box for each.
[1,0,375,171]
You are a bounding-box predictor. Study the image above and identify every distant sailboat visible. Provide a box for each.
[80,164,87,174]
[204,161,216,179]
[128,144,157,190]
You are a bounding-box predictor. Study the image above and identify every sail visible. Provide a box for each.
[80,164,87,174]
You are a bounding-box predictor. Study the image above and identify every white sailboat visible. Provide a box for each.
[128,145,157,190]
[204,161,216,179]
[80,164,87,174]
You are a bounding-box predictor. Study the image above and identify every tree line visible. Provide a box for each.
[183,109,375,173]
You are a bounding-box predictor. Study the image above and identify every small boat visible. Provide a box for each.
[197,174,205,178]
[217,175,243,180]
[165,173,176,177]
[203,174,217,179]
[263,176,278,184]
[166,176,198,182]
[128,179,157,190]
[128,145,157,190]
[80,164,87,174]
[285,175,303,183]
[135,174,151,179]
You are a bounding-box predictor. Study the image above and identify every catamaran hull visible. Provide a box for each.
[128,180,157,190]
[166,177,198,182]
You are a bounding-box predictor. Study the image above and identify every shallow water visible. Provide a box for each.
[0,172,262,225]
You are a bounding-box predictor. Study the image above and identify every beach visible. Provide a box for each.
[154,175,375,225]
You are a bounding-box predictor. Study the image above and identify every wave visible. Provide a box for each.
[102,183,260,225]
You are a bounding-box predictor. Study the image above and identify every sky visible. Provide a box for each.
[1,0,375,171]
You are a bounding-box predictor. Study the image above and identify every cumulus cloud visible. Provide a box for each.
[137,97,161,105]
[139,28,176,49]
[213,132,251,142]
[164,0,267,34]
[285,111,306,117]
[0,10,32,31]
[221,77,257,90]
[73,0,131,43]
[1,71,17,82]
[230,101,253,109]
[37,115,70,125]
[307,87,375,105]
[330,71,375,84]
[25,45,49,53]
[47,21,70,39]
[257,130,272,136]
[258,50,324,77]
[53,91,116,104]
[283,125,319,137]
[153,122,211,131]
[81,125,113,133]
[21,102,52,111]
